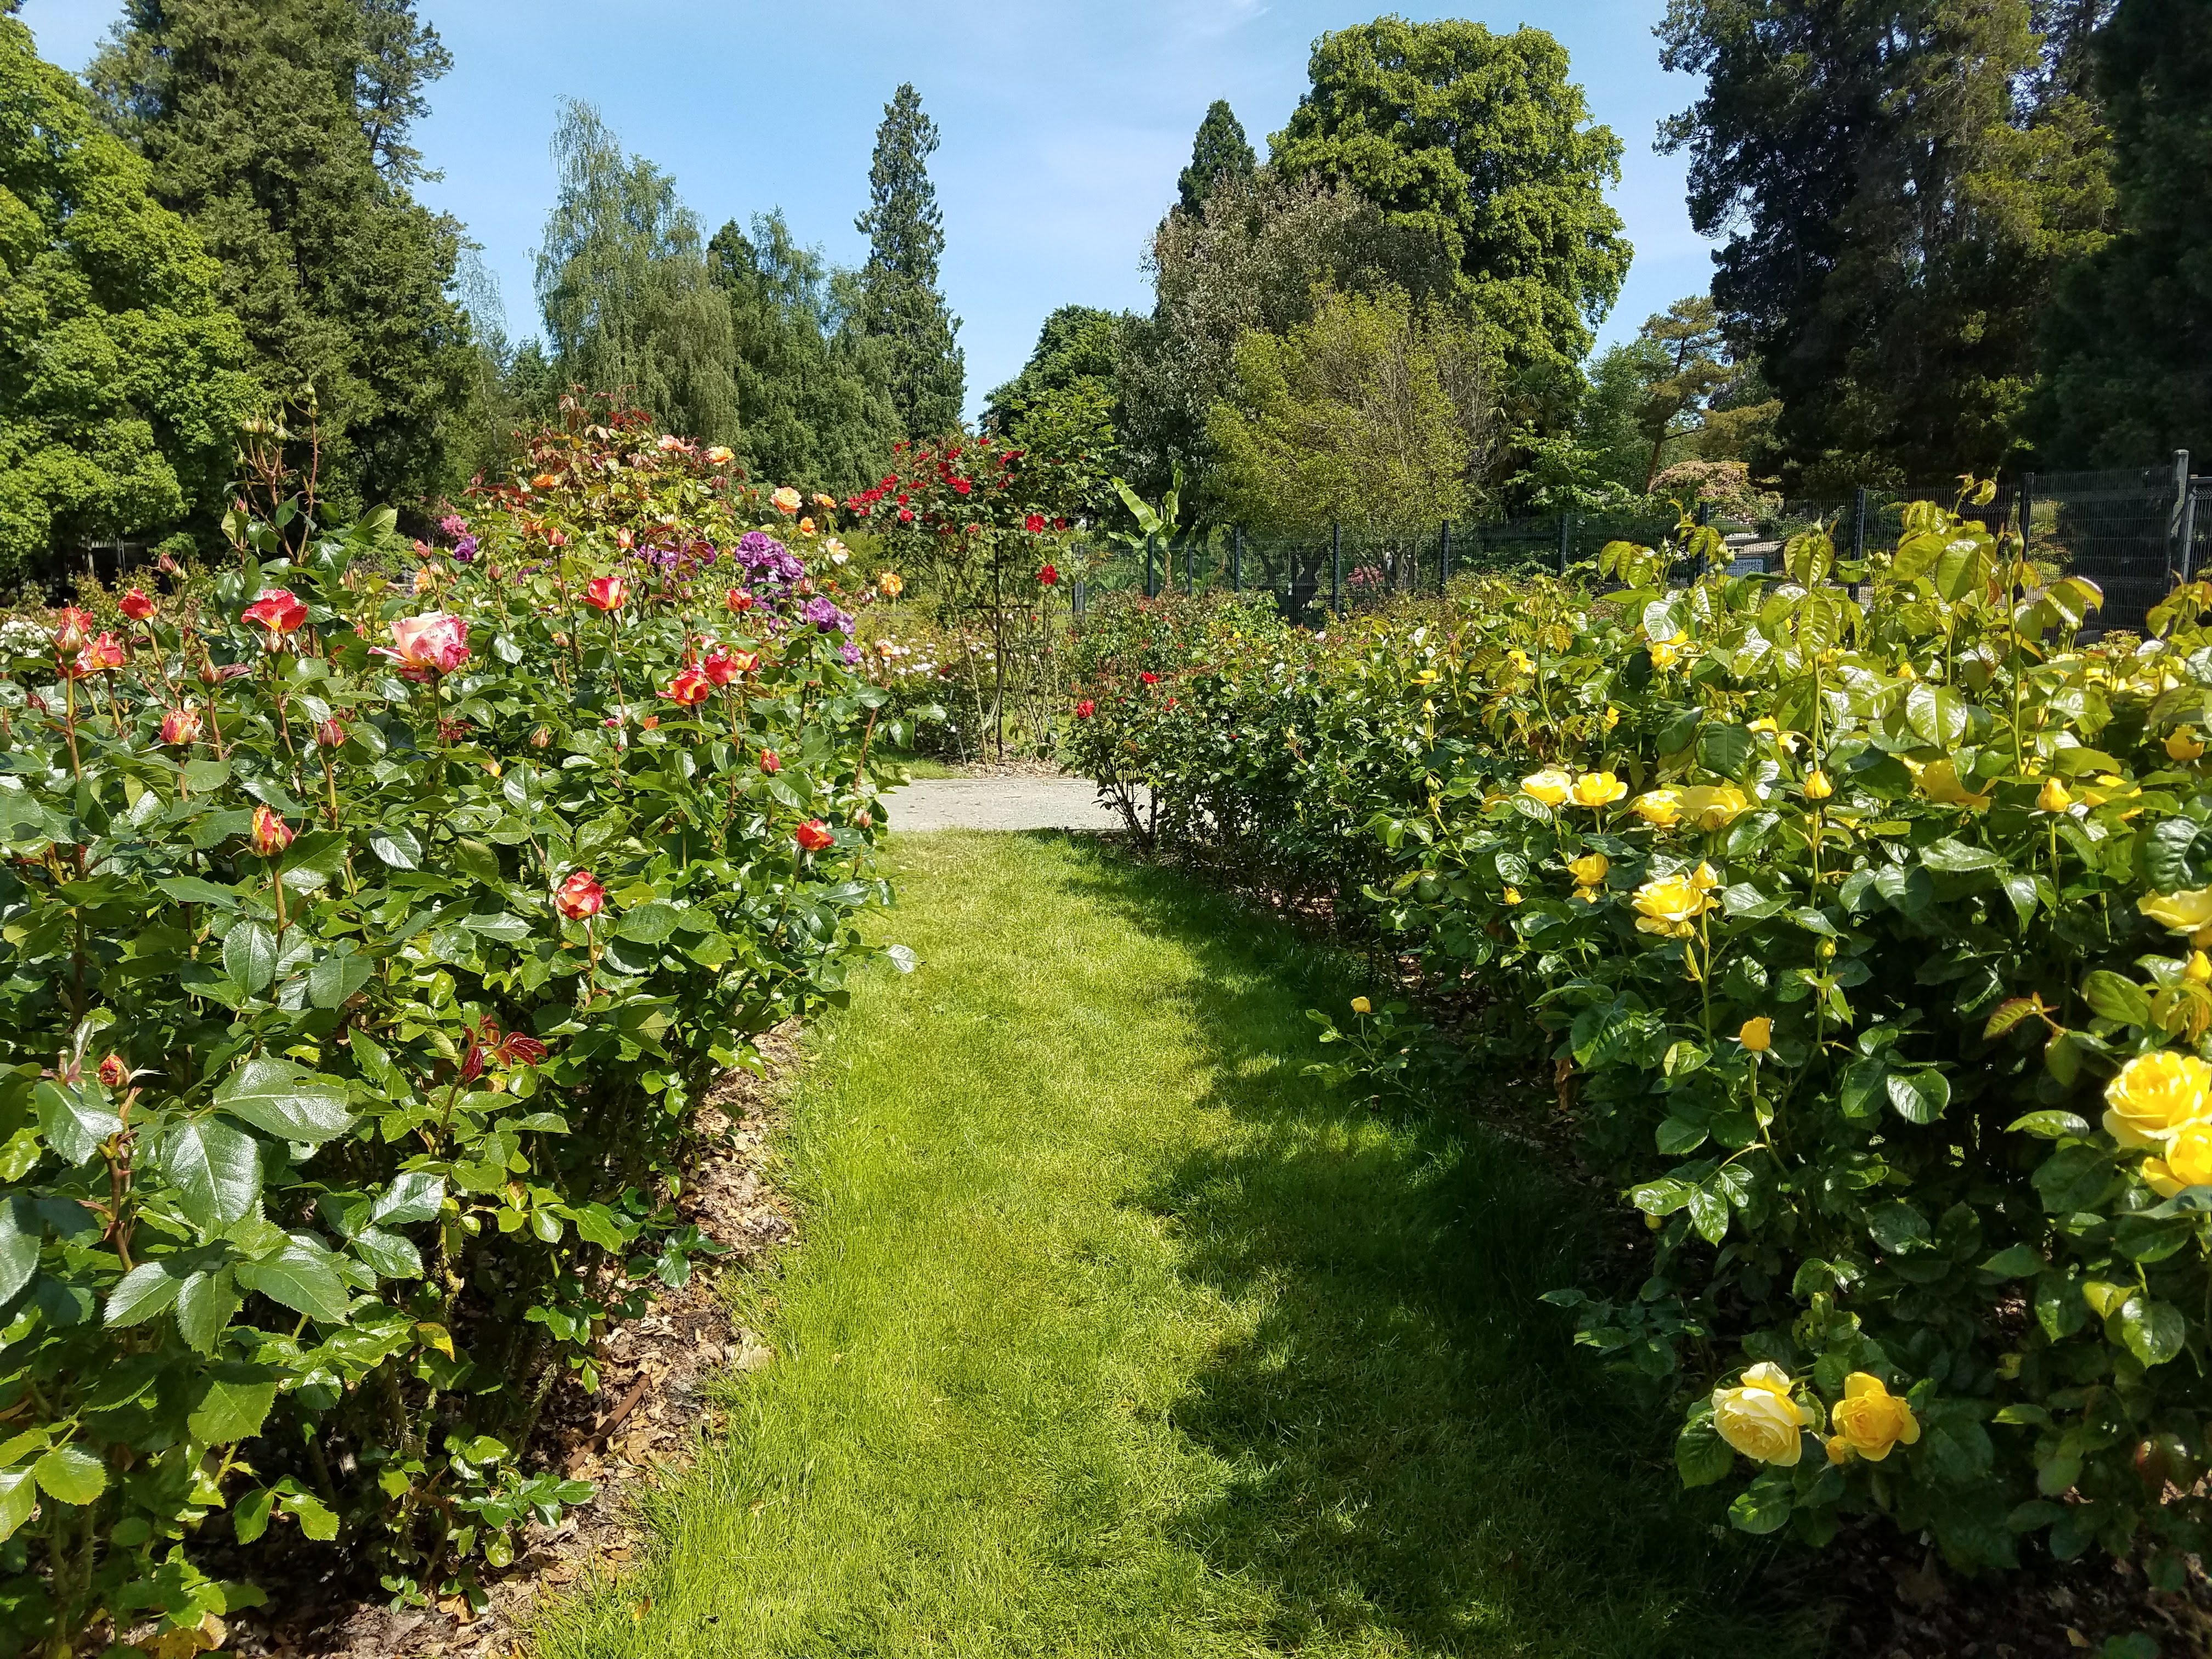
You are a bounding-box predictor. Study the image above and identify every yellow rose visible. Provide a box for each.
[2190,952,2212,984]
[1677,783,1750,831]
[1633,871,1717,938]
[879,571,906,597]
[1896,662,1917,681]
[2139,888,2212,942]
[1569,771,1628,808]
[2142,1120,2212,1197]
[1748,717,1779,736]
[1803,769,1834,801]
[771,485,803,515]
[1566,852,1610,886]
[1712,1362,1808,1466]
[1826,1373,1920,1462]
[1520,768,1573,806]
[1649,635,1683,670]
[1507,648,1535,675]
[2168,727,2206,761]
[2036,776,2073,814]
[1739,1017,1773,1053]
[1603,706,1620,730]
[1350,996,1372,1015]
[1501,885,1522,905]
[1633,789,1683,828]
[1916,758,1991,811]
[2102,1049,2212,1148]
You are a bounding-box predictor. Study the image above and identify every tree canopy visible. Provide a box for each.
[0,10,253,582]
[1270,18,1629,419]
[2025,0,2210,465]
[984,305,1122,522]
[855,83,963,438]
[1176,100,1255,217]
[535,99,737,447]
[86,0,474,515]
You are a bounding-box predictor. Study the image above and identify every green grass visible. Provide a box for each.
[877,749,962,779]
[537,833,1824,1658]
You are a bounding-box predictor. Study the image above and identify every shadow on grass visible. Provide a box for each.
[1031,831,1830,1657]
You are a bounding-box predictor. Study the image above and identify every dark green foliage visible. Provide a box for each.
[855,83,963,438]
[1176,99,1255,216]
[708,212,899,496]
[984,304,1124,520]
[86,0,476,517]
[1270,18,1629,419]
[2027,0,2211,465]
[1660,0,2112,485]
[0,13,253,582]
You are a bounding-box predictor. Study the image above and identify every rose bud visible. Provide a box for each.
[119,589,157,621]
[554,870,605,919]
[315,718,346,748]
[759,750,781,774]
[97,1054,127,1089]
[160,707,203,746]
[249,805,295,858]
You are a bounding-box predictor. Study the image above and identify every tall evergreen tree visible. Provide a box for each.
[1176,100,1255,216]
[85,0,475,515]
[707,211,898,495]
[1660,0,2112,484]
[2027,0,2210,466]
[1,6,254,579]
[855,84,963,438]
[1271,19,1629,420]
[534,100,737,445]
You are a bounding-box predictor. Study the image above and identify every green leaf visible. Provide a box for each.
[2007,1110,2091,1140]
[617,902,680,944]
[32,1444,106,1505]
[174,1268,241,1355]
[223,919,278,994]
[371,1171,444,1227]
[1886,1069,1949,1124]
[35,1078,120,1166]
[2080,970,2152,1028]
[1728,1476,1795,1535]
[1686,1184,1729,1244]
[105,1261,187,1327]
[308,950,374,1010]
[0,1199,38,1306]
[162,1118,261,1232]
[234,1487,276,1544]
[1675,1413,1734,1487]
[885,943,919,973]
[188,1372,278,1443]
[1696,722,1756,781]
[1920,837,2000,873]
[1867,1200,1931,1254]
[369,827,422,869]
[290,1492,339,1540]
[352,1226,422,1279]
[1979,1243,2045,1279]
[2115,1295,2187,1367]
[215,1056,353,1144]
[1905,683,1968,747]
[0,1468,35,1541]
[236,1244,351,1324]
[155,875,240,909]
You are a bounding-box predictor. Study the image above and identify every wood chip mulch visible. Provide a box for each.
[219,1026,808,1659]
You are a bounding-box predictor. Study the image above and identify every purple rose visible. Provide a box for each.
[802,596,854,635]
[839,643,862,665]
[453,534,479,563]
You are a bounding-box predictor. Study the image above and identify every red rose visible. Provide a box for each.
[794,819,834,852]
[1025,514,1046,534]
[585,574,628,611]
[1036,565,1059,586]
[249,805,295,858]
[759,750,781,774]
[1075,699,1095,718]
[119,589,156,620]
[242,588,308,640]
[555,870,605,919]
[1139,672,1160,685]
[663,665,713,705]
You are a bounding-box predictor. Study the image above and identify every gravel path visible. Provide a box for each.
[880,776,1135,832]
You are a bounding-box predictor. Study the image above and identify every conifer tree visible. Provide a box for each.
[855,84,964,438]
[1176,100,1255,216]
[86,0,474,514]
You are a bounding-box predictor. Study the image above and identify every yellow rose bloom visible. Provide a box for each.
[1633,789,1683,828]
[2036,776,2073,813]
[2102,1049,2212,1148]
[1351,996,1372,1015]
[1633,871,1717,938]
[1507,648,1535,674]
[1739,1017,1773,1052]
[2139,888,2212,941]
[2190,952,2212,984]
[1520,768,1573,806]
[2168,727,2206,761]
[1501,885,1522,905]
[1569,771,1628,808]
[1712,1362,1808,1466]
[1916,758,1991,811]
[1803,769,1834,801]
[1897,662,1917,681]
[1826,1373,1920,1462]
[1566,852,1610,886]
[1677,783,1750,831]
[879,571,906,597]
[2142,1120,2212,1197]
[1603,706,1621,730]
[1649,634,1684,670]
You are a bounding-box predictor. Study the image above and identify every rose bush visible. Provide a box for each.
[1066,490,2212,1581]
[0,403,901,1652]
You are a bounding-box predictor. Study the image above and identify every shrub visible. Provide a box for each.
[1067,490,2212,1581]
[0,407,897,1652]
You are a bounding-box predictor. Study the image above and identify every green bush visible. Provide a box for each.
[0,409,900,1651]
[1067,492,2212,1581]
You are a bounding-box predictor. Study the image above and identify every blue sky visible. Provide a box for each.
[21,0,1714,421]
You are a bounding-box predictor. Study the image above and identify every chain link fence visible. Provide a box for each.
[1070,456,2212,636]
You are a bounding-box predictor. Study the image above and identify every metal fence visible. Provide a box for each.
[1071,454,2212,636]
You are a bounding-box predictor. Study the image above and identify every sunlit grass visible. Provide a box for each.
[535,832,1823,1658]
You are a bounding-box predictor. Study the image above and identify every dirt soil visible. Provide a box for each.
[220,1028,808,1659]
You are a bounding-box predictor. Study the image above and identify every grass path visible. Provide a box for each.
[539,833,1824,1658]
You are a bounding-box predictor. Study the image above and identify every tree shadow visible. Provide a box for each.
[1025,831,1829,1657]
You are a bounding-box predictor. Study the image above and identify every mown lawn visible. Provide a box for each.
[537,832,1825,1658]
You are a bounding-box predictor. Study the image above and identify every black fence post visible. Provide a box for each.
[1440,520,1451,594]
[1232,525,1243,592]
[1144,532,1156,598]
[2173,450,2195,579]
[1331,523,1342,616]
[2180,453,2200,584]
[2019,472,2035,551]
[1556,512,1570,576]
[1852,487,1870,563]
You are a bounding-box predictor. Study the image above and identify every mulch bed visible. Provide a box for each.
[216,1026,809,1659]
